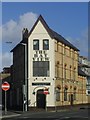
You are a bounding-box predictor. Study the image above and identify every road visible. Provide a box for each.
[2,108,89,120]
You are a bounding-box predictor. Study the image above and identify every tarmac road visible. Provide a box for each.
[1,108,89,120]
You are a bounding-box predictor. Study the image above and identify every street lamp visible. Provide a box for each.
[20,43,28,112]
[5,41,12,66]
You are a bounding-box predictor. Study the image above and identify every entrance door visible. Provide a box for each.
[36,89,46,109]
[70,94,73,106]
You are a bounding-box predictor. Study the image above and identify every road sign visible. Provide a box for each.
[1,82,10,91]
[1,82,10,114]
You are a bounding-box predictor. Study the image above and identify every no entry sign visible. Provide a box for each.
[43,89,49,95]
[1,82,10,91]
[43,91,49,95]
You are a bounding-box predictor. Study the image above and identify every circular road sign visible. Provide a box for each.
[1,82,10,91]
[43,90,49,95]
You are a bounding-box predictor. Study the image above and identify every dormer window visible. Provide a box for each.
[43,39,49,50]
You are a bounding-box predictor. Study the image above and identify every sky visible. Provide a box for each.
[0,2,2,73]
[1,2,88,72]
[1,0,89,2]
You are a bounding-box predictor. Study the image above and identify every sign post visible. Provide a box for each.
[5,91,7,114]
[1,82,10,114]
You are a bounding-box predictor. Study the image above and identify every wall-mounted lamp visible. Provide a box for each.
[34,78,37,81]
[53,78,56,80]
[32,91,35,95]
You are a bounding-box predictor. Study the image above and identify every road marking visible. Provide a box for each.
[47,114,63,118]
[1,114,21,118]
[21,116,29,119]
[64,117,70,118]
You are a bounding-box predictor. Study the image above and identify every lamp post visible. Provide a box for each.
[5,41,12,111]
[20,43,28,112]
[5,41,12,66]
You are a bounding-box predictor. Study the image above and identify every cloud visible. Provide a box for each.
[0,52,13,72]
[0,12,38,72]
[2,52,13,67]
[2,12,38,47]
[66,29,88,57]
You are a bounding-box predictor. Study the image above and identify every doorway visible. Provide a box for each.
[70,94,73,106]
[36,89,46,109]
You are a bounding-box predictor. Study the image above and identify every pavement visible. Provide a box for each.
[0,109,68,119]
[0,110,22,119]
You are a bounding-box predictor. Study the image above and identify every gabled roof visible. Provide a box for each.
[28,15,79,51]
[78,67,88,77]
[11,15,79,52]
[28,15,54,39]
[79,63,90,68]
[50,29,79,51]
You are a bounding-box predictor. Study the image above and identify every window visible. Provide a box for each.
[73,91,76,100]
[56,87,60,101]
[88,91,90,94]
[69,49,71,57]
[64,46,66,55]
[56,62,59,78]
[43,39,49,50]
[33,61,49,77]
[73,87,76,100]
[64,87,68,101]
[64,64,67,79]
[33,39,39,50]
[70,65,71,80]
[74,67,76,80]
[57,67,59,78]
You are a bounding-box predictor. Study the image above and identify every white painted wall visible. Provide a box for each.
[28,20,55,107]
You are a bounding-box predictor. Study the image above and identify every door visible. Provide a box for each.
[70,94,73,106]
[36,89,46,109]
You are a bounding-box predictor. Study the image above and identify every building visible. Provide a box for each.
[0,67,12,110]
[78,67,88,104]
[11,15,88,111]
[79,56,90,96]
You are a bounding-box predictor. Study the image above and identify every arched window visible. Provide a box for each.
[74,67,76,81]
[64,87,68,101]
[56,87,60,101]
[70,65,72,80]
[73,87,77,100]
[64,64,67,79]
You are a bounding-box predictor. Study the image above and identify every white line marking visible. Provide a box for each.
[1,114,21,118]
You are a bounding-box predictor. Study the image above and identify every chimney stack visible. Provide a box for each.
[22,28,28,40]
